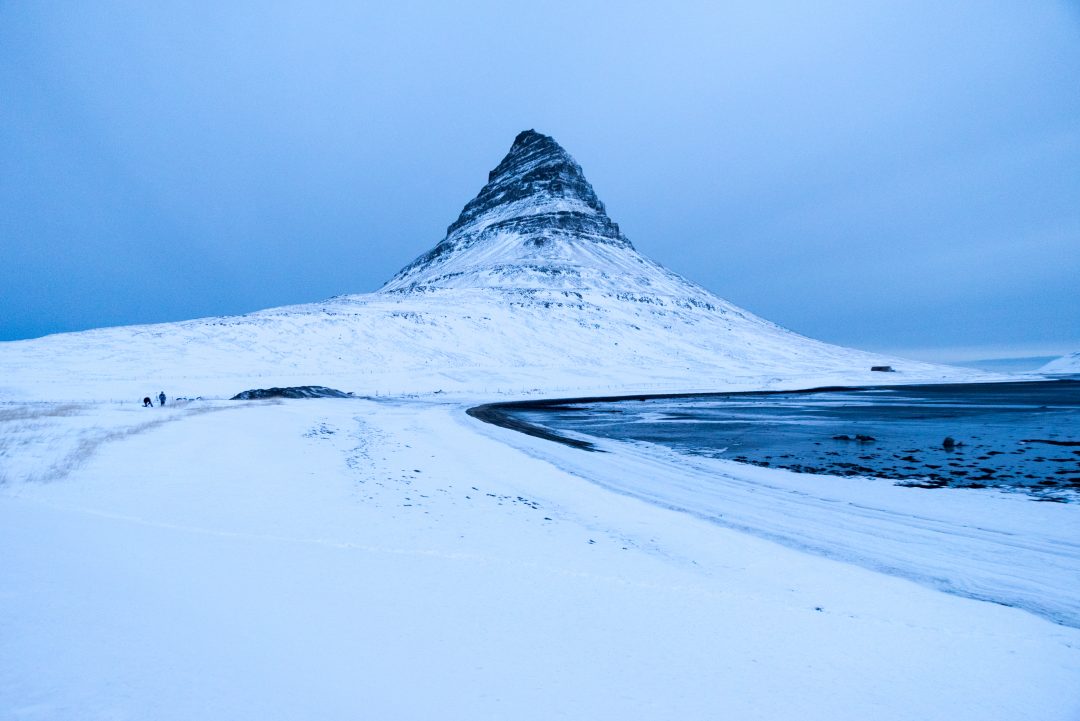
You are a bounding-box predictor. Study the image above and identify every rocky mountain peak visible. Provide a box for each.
[487,130,577,184]
[445,129,616,236]
[381,130,664,293]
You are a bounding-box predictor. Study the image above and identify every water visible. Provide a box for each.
[510,380,1080,499]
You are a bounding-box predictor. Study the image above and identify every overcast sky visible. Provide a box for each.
[2,1,1078,361]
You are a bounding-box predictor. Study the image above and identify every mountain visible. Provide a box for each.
[383,129,682,296]
[1041,352,1080,374]
[0,130,965,401]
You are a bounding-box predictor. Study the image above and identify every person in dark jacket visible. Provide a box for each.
[158,391,166,407]
[143,396,153,407]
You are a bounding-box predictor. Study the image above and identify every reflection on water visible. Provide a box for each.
[513,380,1080,500]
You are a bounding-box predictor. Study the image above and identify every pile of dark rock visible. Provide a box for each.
[230,386,353,400]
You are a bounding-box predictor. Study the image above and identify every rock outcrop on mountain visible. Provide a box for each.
[0,130,965,401]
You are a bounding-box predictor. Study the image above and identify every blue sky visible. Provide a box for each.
[2,1,1078,361]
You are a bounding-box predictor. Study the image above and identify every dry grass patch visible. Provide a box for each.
[0,402,230,486]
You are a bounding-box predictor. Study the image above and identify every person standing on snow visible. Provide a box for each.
[158,391,166,407]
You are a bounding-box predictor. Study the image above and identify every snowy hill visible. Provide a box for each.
[0,130,969,401]
[1042,351,1080,374]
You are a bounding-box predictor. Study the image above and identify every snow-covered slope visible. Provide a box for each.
[0,130,973,401]
[1042,351,1080,374]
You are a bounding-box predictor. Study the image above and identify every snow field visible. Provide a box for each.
[2,398,1079,720]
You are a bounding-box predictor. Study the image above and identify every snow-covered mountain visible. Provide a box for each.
[384,129,690,297]
[1041,352,1080,374]
[0,130,966,401]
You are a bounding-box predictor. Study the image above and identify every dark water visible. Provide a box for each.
[511,380,1080,500]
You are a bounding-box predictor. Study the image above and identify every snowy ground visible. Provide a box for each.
[2,396,1079,720]
[1043,351,1080,374]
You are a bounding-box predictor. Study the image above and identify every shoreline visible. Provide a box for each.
[465,384,1080,628]
[467,377,1079,464]
[470,377,1074,412]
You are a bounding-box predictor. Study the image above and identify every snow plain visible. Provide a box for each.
[2,394,1079,720]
